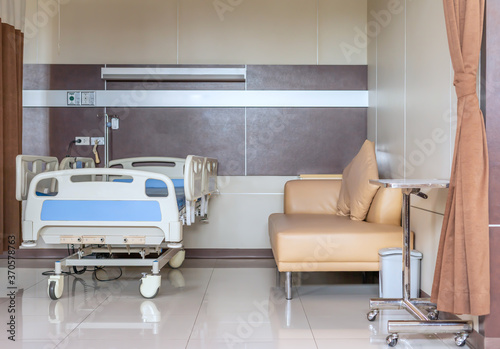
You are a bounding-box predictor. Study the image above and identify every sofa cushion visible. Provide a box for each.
[337,140,380,221]
[365,187,402,226]
[269,213,405,271]
[284,179,342,215]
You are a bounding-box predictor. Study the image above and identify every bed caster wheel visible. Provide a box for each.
[168,250,185,269]
[139,274,161,299]
[454,332,469,347]
[367,310,379,321]
[386,334,399,347]
[427,310,439,320]
[47,276,64,300]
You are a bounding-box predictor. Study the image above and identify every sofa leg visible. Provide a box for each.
[285,272,292,300]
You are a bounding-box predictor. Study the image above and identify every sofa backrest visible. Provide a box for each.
[284,179,402,226]
[284,179,341,215]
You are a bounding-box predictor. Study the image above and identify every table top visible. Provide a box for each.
[369,179,450,189]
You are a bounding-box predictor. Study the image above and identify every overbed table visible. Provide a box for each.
[366,179,472,347]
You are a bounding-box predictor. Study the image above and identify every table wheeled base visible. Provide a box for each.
[366,181,472,348]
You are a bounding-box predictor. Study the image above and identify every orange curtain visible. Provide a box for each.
[431,0,489,315]
[0,2,24,252]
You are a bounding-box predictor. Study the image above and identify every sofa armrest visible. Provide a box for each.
[284,179,342,214]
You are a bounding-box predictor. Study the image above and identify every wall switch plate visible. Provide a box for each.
[67,91,81,105]
[81,91,95,105]
[91,137,105,145]
[75,137,90,145]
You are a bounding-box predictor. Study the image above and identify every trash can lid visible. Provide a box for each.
[378,247,423,259]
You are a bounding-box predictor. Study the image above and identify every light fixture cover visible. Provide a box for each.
[101,67,246,82]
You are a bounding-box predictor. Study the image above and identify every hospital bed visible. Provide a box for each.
[16,154,218,300]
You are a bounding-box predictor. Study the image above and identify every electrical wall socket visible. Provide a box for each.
[91,137,105,145]
[81,91,95,105]
[75,137,90,145]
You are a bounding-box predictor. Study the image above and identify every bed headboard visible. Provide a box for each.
[109,157,185,179]
[16,155,59,201]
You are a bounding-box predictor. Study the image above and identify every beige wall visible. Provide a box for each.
[184,176,295,248]
[24,0,367,65]
[367,0,454,294]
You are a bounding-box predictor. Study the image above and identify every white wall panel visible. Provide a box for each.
[318,0,367,65]
[24,0,368,65]
[183,176,295,249]
[367,0,475,323]
[411,207,443,295]
[405,0,452,182]
[179,0,317,65]
[372,0,405,179]
[24,0,178,64]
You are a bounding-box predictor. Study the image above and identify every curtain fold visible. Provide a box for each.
[0,0,25,252]
[431,0,489,316]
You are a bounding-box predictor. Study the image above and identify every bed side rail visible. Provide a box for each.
[109,157,186,178]
[203,157,219,195]
[16,155,59,201]
[184,155,204,202]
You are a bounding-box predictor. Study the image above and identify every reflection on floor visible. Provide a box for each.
[0,259,466,349]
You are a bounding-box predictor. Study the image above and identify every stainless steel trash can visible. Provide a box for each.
[379,248,423,298]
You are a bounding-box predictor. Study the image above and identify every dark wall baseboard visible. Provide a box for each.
[0,248,274,260]
[186,248,273,259]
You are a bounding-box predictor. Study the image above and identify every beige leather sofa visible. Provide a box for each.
[268,179,404,299]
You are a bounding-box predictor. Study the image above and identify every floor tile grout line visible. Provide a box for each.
[185,266,216,348]
[53,291,112,349]
[297,286,320,349]
[20,273,52,295]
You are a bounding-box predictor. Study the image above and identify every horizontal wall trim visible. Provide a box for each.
[23,90,369,108]
[185,249,274,259]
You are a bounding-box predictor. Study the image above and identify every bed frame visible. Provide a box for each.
[16,154,218,300]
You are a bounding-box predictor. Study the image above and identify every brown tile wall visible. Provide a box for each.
[22,64,367,176]
[247,65,367,90]
[23,64,105,90]
[106,107,246,176]
[246,108,366,175]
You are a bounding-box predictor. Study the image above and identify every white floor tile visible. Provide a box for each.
[55,338,188,349]
[0,267,49,295]
[66,314,196,340]
[316,336,451,349]
[0,261,477,349]
[187,338,318,349]
[0,340,56,349]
